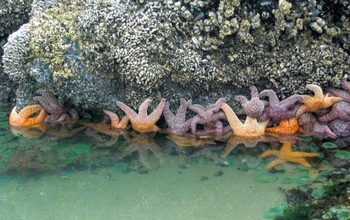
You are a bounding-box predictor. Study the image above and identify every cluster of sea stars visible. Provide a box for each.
[9,79,350,170]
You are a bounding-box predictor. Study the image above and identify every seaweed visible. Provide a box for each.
[273,204,316,220]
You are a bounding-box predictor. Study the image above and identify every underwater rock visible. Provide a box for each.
[1,0,350,111]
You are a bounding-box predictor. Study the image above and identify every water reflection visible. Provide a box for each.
[1,110,350,219]
[0,121,336,178]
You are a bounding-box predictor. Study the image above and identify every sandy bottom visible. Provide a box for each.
[0,156,289,220]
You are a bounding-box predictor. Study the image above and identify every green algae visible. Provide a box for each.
[239,155,260,169]
[0,144,7,152]
[337,209,350,220]
[273,204,316,220]
[69,143,92,156]
[312,188,325,198]
[334,150,350,160]
[1,150,14,160]
[279,177,295,184]
[322,142,338,149]
[296,174,313,186]
[263,202,288,219]
[114,162,128,173]
[254,173,277,183]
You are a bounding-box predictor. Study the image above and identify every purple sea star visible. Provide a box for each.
[235,85,265,118]
[259,89,303,125]
[329,119,350,137]
[33,89,78,124]
[298,113,336,139]
[163,98,192,135]
[187,98,228,136]
[328,74,350,102]
[318,101,350,122]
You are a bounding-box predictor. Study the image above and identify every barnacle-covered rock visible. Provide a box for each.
[0,0,32,37]
[1,0,350,112]
[2,24,31,80]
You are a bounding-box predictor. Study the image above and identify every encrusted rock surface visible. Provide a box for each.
[1,0,350,112]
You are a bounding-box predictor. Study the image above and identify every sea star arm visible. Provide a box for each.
[103,110,129,129]
[259,149,280,158]
[33,89,65,114]
[176,98,191,120]
[163,102,175,122]
[327,88,350,102]
[138,99,152,118]
[279,95,303,109]
[116,101,139,120]
[259,89,279,105]
[220,103,243,131]
[235,86,264,118]
[148,98,166,121]
[265,159,286,169]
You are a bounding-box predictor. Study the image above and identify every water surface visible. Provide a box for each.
[0,108,347,220]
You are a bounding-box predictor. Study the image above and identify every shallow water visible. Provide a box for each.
[0,108,348,220]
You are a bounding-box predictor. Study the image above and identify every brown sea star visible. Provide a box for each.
[33,89,78,124]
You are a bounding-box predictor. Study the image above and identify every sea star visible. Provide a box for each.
[166,133,217,147]
[103,109,129,129]
[259,141,319,169]
[318,101,350,122]
[33,89,78,124]
[9,105,46,127]
[265,117,299,134]
[46,124,86,140]
[116,98,165,133]
[187,98,227,134]
[191,112,232,137]
[9,125,47,138]
[80,117,123,137]
[296,84,342,118]
[329,119,350,137]
[235,85,265,118]
[219,134,275,159]
[259,89,302,125]
[163,98,192,135]
[327,74,350,102]
[117,131,165,169]
[220,103,269,137]
[298,113,337,138]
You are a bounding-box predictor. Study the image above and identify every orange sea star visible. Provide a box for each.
[116,98,165,133]
[266,117,299,134]
[259,141,319,169]
[296,84,342,117]
[221,103,269,137]
[9,105,46,127]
